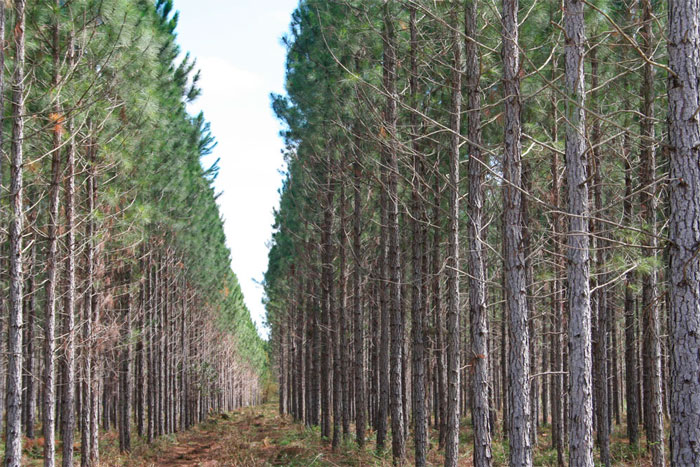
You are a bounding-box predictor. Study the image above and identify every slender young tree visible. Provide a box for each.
[353,148,365,447]
[622,146,640,447]
[43,6,65,464]
[61,34,78,467]
[4,1,26,465]
[590,46,610,467]
[408,5,427,465]
[638,2,665,464]
[444,5,463,466]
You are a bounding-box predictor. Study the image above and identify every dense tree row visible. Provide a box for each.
[0,1,266,465]
[265,0,700,465]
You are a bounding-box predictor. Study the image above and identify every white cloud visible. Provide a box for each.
[175,0,298,340]
[196,56,267,100]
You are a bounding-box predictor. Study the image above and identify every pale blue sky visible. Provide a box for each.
[174,0,299,339]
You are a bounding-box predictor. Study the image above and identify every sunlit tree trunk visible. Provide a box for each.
[4,2,26,465]
[61,31,78,467]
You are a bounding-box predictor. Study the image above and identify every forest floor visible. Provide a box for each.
[103,402,388,466]
[19,402,654,465]
[106,402,653,466]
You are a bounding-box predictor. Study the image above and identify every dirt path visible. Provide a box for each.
[153,433,222,466]
[114,403,650,466]
[122,403,385,466]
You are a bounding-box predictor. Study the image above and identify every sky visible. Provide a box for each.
[173,0,299,339]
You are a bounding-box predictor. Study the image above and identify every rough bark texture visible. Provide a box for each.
[60,29,78,467]
[382,4,405,462]
[87,137,101,467]
[668,0,700,463]
[564,0,594,464]
[433,174,447,449]
[409,7,426,465]
[353,153,365,447]
[621,134,640,447]
[547,41,565,466]
[4,2,25,465]
[466,0,492,463]
[638,2,665,464]
[502,0,532,463]
[23,241,37,440]
[590,48,610,467]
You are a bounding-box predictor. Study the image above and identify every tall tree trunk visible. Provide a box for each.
[547,35,564,465]
[338,183,350,437]
[322,161,334,441]
[638,2,665,464]
[590,47,611,467]
[279,316,287,415]
[4,1,25,464]
[668,0,700,463]
[119,272,133,453]
[61,32,77,467]
[408,6,427,465]
[523,159,538,449]
[609,293,620,427]
[331,175,342,450]
[43,6,64,465]
[137,255,147,437]
[381,4,404,462]
[502,0,532,461]
[353,149,366,447]
[564,0,594,463]
[444,5,463,466]
[621,132,640,449]
[432,172,447,449]
[295,275,305,423]
[311,264,321,427]
[23,241,37,439]
[376,5,389,456]
[87,136,101,467]
[466,0,492,463]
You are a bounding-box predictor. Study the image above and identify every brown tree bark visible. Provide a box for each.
[381,3,404,462]
[502,0,532,462]
[465,0,492,463]
[564,0,594,464]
